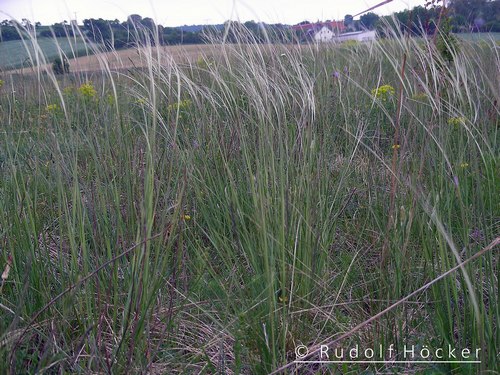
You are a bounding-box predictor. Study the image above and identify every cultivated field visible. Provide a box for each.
[6,43,302,75]
[0,28,498,374]
[6,44,228,74]
[0,37,89,70]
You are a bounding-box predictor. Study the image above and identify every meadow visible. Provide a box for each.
[0,25,498,374]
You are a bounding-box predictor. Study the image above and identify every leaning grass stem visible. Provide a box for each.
[270,236,499,374]
[381,52,407,267]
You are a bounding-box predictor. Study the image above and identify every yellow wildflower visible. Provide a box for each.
[197,56,213,69]
[460,163,469,168]
[278,295,288,303]
[78,82,97,98]
[167,99,192,113]
[447,117,466,127]
[371,84,395,101]
[46,104,58,112]
[183,214,191,221]
[392,144,400,150]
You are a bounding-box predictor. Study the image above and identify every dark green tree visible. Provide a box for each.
[448,0,500,31]
[52,56,70,75]
[83,18,112,45]
[344,14,354,30]
[40,22,74,37]
[0,20,22,41]
[360,12,380,29]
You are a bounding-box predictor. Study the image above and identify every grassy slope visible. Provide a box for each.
[0,37,89,70]
[0,32,498,374]
[1,32,496,73]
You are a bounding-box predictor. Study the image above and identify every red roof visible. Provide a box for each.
[292,21,346,32]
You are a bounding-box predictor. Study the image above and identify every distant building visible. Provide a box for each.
[335,30,377,42]
[314,26,336,42]
[292,21,376,43]
[292,21,346,42]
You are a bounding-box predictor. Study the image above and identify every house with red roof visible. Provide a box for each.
[292,21,377,43]
[292,21,346,42]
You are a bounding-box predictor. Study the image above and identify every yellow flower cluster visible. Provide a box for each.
[460,162,469,168]
[78,82,97,98]
[278,295,288,303]
[196,56,213,69]
[46,104,58,112]
[447,117,466,127]
[371,84,395,101]
[167,99,192,112]
[106,94,115,105]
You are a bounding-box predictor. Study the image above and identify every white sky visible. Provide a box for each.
[1,0,424,26]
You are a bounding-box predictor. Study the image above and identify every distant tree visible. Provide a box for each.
[243,21,265,42]
[40,22,74,37]
[450,14,468,31]
[121,15,163,45]
[344,14,354,31]
[223,20,247,43]
[127,14,143,28]
[140,17,163,43]
[21,18,34,32]
[448,0,499,32]
[375,5,442,37]
[360,12,380,29]
[163,27,179,44]
[52,56,70,74]
[269,23,293,43]
[0,21,22,41]
[182,31,203,44]
[83,18,112,46]
[141,17,155,30]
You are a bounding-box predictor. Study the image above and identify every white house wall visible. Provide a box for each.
[314,26,335,42]
[334,30,377,42]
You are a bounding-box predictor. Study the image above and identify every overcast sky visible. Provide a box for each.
[1,0,424,26]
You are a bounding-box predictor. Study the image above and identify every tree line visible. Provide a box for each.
[358,0,500,33]
[0,15,289,46]
[339,0,499,35]
[1,0,499,45]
